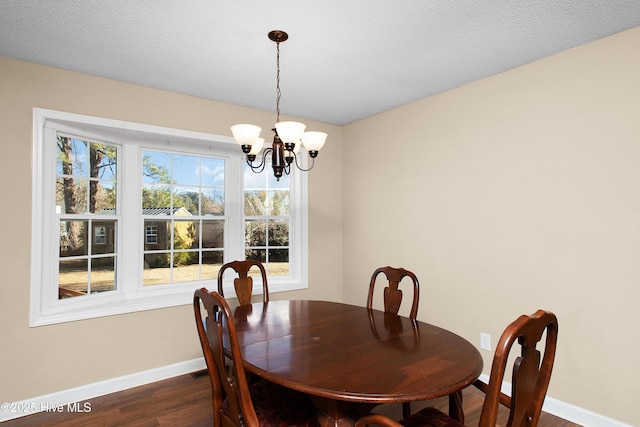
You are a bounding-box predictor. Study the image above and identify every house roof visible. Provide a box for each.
[96,207,192,216]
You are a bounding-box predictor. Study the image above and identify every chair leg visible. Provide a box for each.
[402,402,411,418]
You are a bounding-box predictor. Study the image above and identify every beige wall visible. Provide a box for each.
[2,24,639,425]
[343,26,640,425]
[0,56,343,402]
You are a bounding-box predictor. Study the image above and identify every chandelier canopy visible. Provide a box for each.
[231,30,327,181]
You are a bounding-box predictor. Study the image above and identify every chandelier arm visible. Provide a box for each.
[290,151,316,172]
[246,148,272,173]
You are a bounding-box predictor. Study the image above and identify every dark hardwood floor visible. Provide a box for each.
[2,372,581,426]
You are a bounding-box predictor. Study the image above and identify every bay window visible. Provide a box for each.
[30,109,308,326]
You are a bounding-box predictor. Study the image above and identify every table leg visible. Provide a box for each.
[448,390,464,423]
[309,397,376,427]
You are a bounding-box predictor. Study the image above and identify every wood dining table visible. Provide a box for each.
[229,300,483,427]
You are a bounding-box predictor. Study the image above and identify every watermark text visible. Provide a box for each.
[1,401,92,414]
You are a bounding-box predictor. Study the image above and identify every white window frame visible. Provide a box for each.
[30,108,309,327]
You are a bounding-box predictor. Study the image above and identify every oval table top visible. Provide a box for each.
[230,300,483,406]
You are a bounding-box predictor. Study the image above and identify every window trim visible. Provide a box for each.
[30,108,309,327]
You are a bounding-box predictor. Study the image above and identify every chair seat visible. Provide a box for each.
[401,407,463,427]
[223,378,320,426]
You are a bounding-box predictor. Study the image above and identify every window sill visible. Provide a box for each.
[30,279,307,327]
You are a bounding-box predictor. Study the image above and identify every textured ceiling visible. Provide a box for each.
[2,1,640,125]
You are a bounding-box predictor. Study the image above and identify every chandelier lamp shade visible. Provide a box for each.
[231,30,327,181]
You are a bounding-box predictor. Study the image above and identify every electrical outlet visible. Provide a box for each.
[480,333,491,350]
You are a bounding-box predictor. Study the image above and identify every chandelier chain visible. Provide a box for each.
[275,40,281,123]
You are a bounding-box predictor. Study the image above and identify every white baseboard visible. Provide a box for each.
[478,374,631,427]
[543,396,631,427]
[1,364,629,426]
[0,357,206,422]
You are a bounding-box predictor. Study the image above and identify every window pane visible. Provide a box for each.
[270,190,290,216]
[174,220,197,249]
[267,170,289,189]
[172,252,199,283]
[202,251,223,279]
[89,143,117,180]
[244,161,292,278]
[60,220,88,257]
[202,221,224,248]
[94,182,116,214]
[57,137,87,177]
[54,136,120,302]
[268,248,289,276]
[202,188,224,215]
[88,180,116,214]
[142,184,171,210]
[92,221,116,254]
[268,220,289,246]
[56,178,87,214]
[201,157,225,187]
[144,220,171,250]
[143,253,171,285]
[91,257,116,293]
[245,220,266,246]
[59,258,88,298]
[244,169,265,189]
[142,151,172,184]
[174,186,199,215]
[142,150,226,286]
[244,190,266,216]
[246,249,266,263]
[173,154,199,186]
[57,138,117,216]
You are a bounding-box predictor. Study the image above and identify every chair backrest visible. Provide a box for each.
[366,266,420,319]
[478,309,558,427]
[194,287,259,427]
[218,260,269,306]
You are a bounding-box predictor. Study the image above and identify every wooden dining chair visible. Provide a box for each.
[218,259,269,305]
[193,288,320,427]
[367,266,420,417]
[367,266,420,320]
[355,309,559,427]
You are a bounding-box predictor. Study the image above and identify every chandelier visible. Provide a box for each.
[231,30,327,181]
